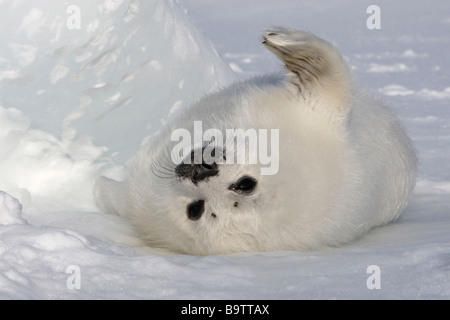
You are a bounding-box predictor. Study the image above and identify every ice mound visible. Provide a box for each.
[0,0,235,165]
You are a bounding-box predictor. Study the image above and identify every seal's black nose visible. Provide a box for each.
[192,162,218,183]
[175,162,218,184]
[175,148,219,184]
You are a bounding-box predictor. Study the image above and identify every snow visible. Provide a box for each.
[0,0,449,300]
[0,191,25,225]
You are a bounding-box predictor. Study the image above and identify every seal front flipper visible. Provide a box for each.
[262,27,352,116]
[94,176,126,217]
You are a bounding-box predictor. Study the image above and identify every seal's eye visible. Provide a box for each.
[187,200,205,221]
[228,176,257,195]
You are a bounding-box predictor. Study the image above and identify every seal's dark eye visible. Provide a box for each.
[228,176,257,195]
[187,200,205,221]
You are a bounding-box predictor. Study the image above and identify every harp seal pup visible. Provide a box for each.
[94,27,417,255]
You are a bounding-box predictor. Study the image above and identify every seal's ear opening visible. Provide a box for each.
[94,176,126,217]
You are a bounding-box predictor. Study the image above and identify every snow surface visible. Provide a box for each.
[0,0,449,299]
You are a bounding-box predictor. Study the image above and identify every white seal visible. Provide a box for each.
[95,28,417,255]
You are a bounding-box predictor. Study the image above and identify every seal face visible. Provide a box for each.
[94,27,417,255]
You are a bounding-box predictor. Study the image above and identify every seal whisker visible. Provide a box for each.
[151,161,175,180]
